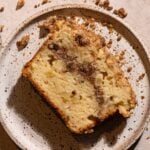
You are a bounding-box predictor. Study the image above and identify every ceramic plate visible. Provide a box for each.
[0,4,149,150]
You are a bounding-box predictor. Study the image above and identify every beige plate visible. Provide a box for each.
[0,4,150,150]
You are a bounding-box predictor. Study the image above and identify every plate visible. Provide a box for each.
[0,4,149,150]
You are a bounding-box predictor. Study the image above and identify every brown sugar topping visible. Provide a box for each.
[94,86,104,104]
[66,61,77,72]
[79,63,95,77]
[48,55,57,65]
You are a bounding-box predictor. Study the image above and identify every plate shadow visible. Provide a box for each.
[7,76,126,149]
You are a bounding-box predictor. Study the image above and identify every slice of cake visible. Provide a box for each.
[22,17,136,134]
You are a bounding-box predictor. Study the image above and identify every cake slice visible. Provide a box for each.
[22,17,136,134]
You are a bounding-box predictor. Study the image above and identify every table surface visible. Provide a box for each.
[0,0,149,150]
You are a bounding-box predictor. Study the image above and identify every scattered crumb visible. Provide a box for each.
[115,51,126,65]
[83,21,89,27]
[102,21,114,34]
[137,73,145,82]
[95,0,100,6]
[113,8,128,18]
[128,128,133,131]
[23,52,25,56]
[42,0,48,5]
[0,25,4,32]
[89,23,96,30]
[141,96,145,100]
[107,39,112,48]
[119,51,125,61]
[102,0,110,6]
[87,18,95,24]
[34,5,38,8]
[146,136,150,140]
[95,0,113,11]
[16,0,25,10]
[16,35,30,50]
[106,6,113,11]
[34,3,41,8]
[38,24,49,38]
[127,67,132,73]
[0,6,4,12]
[101,21,107,26]
[117,35,122,41]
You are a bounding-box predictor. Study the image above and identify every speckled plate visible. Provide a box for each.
[0,4,149,150]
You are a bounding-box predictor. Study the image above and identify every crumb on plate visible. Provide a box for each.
[127,67,132,73]
[16,0,25,10]
[95,0,113,11]
[136,73,145,82]
[0,6,4,12]
[16,35,30,50]
[0,25,4,32]
[113,8,128,18]
[42,0,48,5]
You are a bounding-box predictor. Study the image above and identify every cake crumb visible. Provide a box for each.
[34,5,38,8]
[16,0,25,10]
[16,35,30,50]
[107,39,112,48]
[95,0,100,6]
[0,25,4,32]
[95,0,113,11]
[38,25,49,38]
[101,21,113,30]
[34,4,40,8]
[119,51,125,61]
[113,8,127,18]
[106,6,113,11]
[127,67,132,73]
[42,0,48,5]
[102,0,110,8]
[141,96,144,100]
[137,73,145,82]
[146,136,150,140]
[115,51,126,65]
[0,6,4,12]
[117,35,122,41]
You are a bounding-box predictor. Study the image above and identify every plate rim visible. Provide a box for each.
[0,3,150,150]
